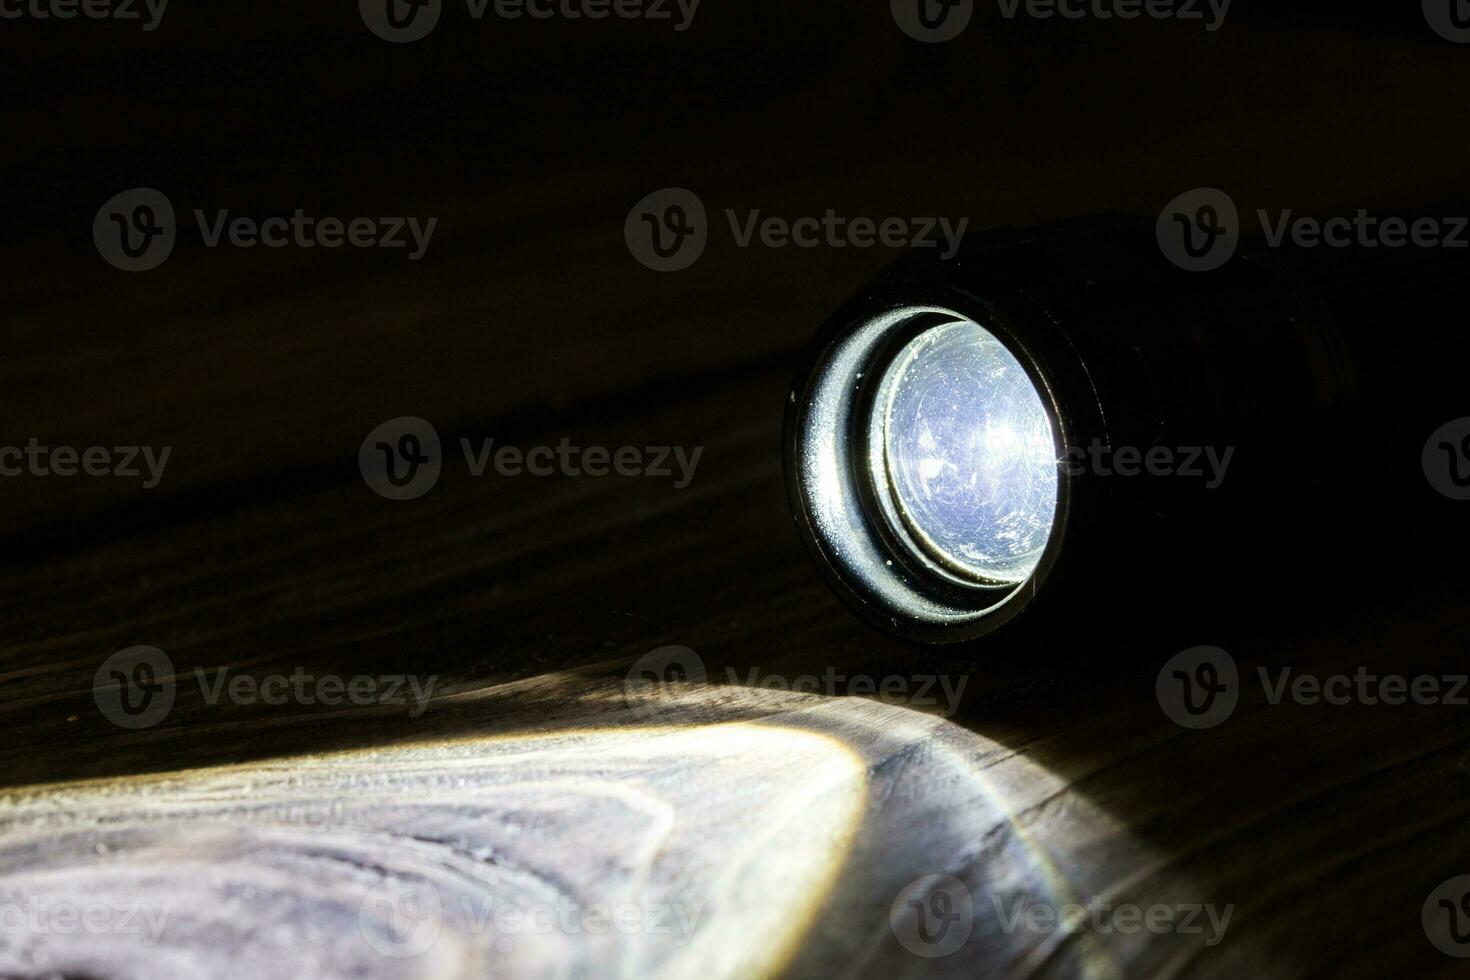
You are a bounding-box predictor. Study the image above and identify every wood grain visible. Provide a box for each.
[3,4,1470,978]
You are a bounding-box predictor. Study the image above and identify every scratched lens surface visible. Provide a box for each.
[878,319,1058,585]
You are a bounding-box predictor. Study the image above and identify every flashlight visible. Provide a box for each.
[784,215,1469,645]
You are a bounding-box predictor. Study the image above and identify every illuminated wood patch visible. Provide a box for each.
[0,721,868,979]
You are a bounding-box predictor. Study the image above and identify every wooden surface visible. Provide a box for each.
[4,4,1470,977]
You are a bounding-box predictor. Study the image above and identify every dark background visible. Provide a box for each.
[3,2,1470,977]
[4,2,1467,533]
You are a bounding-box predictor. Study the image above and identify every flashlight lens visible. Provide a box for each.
[874,318,1059,585]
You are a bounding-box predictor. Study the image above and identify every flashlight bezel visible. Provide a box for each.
[785,266,1103,645]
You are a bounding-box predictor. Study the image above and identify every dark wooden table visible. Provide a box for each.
[2,3,1469,977]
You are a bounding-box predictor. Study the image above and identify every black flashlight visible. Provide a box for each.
[784,214,1470,646]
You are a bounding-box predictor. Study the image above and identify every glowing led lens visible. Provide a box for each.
[871,318,1059,584]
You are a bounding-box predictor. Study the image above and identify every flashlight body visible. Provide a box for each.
[786,215,1470,648]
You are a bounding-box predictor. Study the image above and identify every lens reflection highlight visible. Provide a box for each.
[873,318,1058,585]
